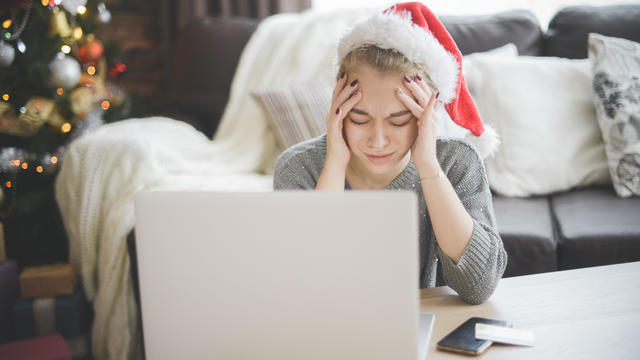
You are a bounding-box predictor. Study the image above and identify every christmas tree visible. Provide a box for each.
[0,0,132,268]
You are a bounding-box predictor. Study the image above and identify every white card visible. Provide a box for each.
[475,323,535,347]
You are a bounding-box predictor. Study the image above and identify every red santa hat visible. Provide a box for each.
[337,2,499,158]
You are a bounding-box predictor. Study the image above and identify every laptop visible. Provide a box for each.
[134,191,435,360]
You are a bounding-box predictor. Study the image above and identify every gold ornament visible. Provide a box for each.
[0,101,14,127]
[69,87,93,118]
[0,102,28,136]
[93,58,107,97]
[79,58,107,99]
[49,7,73,38]
[0,98,66,137]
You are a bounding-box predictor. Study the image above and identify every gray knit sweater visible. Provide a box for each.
[273,134,507,304]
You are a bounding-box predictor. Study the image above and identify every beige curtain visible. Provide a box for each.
[177,0,312,29]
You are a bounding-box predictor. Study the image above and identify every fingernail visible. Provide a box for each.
[340,72,345,79]
[336,108,341,115]
[350,79,358,87]
[404,75,411,83]
[416,74,422,81]
[436,92,440,100]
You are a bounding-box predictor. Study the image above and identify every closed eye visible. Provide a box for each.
[350,118,369,125]
[390,116,414,127]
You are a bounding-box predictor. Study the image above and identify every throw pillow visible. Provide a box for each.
[465,55,610,197]
[588,33,640,197]
[254,79,330,150]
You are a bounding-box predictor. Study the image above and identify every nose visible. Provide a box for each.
[367,122,390,150]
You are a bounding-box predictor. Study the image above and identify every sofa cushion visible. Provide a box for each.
[551,186,640,270]
[492,195,556,277]
[545,4,640,59]
[441,9,543,56]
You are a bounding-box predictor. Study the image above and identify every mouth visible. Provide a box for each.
[365,152,395,163]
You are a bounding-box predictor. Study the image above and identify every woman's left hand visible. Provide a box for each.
[395,75,441,175]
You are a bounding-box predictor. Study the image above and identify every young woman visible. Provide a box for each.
[273,2,506,304]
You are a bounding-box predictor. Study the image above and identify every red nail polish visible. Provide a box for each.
[350,79,358,87]
[404,75,411,83]
[336,108,341,115]
[436,92,440,100]
[416,74,422,81]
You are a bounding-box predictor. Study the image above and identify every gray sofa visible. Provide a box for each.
[157,4,640,278]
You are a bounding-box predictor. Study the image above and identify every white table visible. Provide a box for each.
[420,261,640,359]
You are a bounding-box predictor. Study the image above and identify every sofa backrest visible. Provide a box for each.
[170,16,259,138]
[168,4,640,138]
[442,9,543,56]
[544,4,640,59]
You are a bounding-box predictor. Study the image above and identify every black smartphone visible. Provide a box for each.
[436,317,512,356]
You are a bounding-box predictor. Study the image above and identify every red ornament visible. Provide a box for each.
[108,62,127,77]
[77,39,104,64]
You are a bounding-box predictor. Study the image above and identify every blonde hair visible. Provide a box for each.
[338,45,438,92]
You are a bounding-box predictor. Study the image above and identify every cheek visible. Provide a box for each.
[395,123,418,147]
[343,123,367,145]
[408,122,418,142]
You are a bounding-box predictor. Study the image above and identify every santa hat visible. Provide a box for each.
[337,2,499,158]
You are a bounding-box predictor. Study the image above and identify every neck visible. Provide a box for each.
[346,152,411,190]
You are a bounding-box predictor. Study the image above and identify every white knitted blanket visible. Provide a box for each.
[55,7,376,360]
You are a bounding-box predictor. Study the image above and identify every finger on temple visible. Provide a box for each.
[417,78,435,105]
[335,79,359,108]
[426,91,438,112]
[396,87,424,118]
[340,89,362,116]
[403,77,429,107]
[332,73,347,100]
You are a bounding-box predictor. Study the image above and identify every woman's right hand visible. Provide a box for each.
[325,72,362,168]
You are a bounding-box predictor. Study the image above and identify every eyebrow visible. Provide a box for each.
[351,108,411,118]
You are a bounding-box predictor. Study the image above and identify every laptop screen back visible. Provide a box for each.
[134,191,419,360]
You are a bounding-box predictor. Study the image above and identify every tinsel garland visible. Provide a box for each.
[0,106,105,217]
[0,106,104,175]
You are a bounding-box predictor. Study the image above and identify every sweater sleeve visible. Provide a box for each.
[436,140,508,304]
[273,138,324,190]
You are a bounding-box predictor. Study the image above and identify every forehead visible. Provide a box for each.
[349,65,401,90]
[349,65,406,113]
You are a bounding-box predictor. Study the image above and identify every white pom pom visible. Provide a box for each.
[464,124,500,159]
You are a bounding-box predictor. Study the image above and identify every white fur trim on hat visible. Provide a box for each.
[464,124,500,159]
[337,10,459,104]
